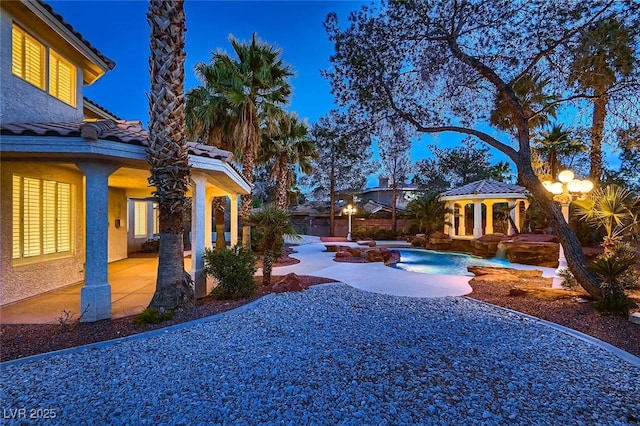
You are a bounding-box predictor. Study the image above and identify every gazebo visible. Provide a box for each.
[439,179,529,239]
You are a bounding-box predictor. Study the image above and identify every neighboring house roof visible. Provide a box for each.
[361,183,419,194]
[36,0,115,70]
[83,97,122,121]
[0,120,236,164]
[362,200,402,214]
[439,179,527,197]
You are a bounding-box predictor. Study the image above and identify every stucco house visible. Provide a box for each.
[359,177,421,212]
[0,0,250,322]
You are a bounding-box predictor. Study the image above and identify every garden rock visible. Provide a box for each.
[272,273,308,293]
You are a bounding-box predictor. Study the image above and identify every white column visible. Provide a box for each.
[443,201,450,235]
[191,173,208,298]
[204,193,213,249]
[76,161,120,322]
[458,204,466,236]
[229,194,239,246]
[473,201,483,238]
[553,202,571,289]
[485,202,494,234]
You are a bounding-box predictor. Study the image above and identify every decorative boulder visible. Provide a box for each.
[497,239,559,268]
[335,251,352,258]
[471,233,510,257]
[272,273,308,293]
[427,231,452,250]
[325,245,339,252]
[349,247,364,257]
[366,249,386,262]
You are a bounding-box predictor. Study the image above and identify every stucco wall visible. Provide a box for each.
[0,11,84,125]
[108,188,128,262]
[1,163,85,305]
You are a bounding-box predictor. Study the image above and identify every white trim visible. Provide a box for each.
[439,192,527,202]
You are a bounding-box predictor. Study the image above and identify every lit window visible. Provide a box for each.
[12,24,45,89]
[134,201,148,238]
[11,23,77,107]
[12,176,72,260]
[49,50,76,107]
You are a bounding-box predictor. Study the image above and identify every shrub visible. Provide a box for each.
[135,307,174,328]
[141,238,160,252]
[411,236,427,247]
[591,294,631,317]
[203,245,257,299]
[557,268,578,289]
[353,227,399,241]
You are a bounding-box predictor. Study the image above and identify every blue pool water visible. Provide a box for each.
[390,249,511,276]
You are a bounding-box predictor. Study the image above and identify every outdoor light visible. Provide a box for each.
[343,204,356,241]
[543,169,593,288]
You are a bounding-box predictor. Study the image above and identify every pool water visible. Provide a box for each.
[390,249,511,276]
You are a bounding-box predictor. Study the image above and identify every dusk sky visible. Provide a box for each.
[49,0,366,125]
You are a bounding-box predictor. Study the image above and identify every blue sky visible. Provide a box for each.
[49,0,365,125]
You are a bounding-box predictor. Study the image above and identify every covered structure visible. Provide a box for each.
[1,120,250,322]
[439,179,529,239]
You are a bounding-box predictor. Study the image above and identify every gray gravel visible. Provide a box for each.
[1,284,639,425]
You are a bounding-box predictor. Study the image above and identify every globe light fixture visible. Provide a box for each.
[542,169,593,288]
[343,204,356,241]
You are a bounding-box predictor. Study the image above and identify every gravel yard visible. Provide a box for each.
[1,284,638,425]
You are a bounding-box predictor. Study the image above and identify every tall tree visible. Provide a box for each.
[377,119,413,232]
[568,17,636,187]
[324,0,639,299]
[147,0,193,311]
[193,33,293,248]
[185,71,236,249]
[413,140,513,192]
[261,112,317,209]
[301,110,373,236]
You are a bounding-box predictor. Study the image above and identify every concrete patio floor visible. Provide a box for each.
[0,255,192,325]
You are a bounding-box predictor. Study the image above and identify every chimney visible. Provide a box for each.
[378,177,389,188]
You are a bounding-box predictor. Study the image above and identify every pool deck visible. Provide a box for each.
[0,238,558,324]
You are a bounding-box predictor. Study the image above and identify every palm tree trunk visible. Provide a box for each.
[240,148,255,249]
[213,196,226,249]
[329,167,336,237]
[589,94,607,187]
[262,245,274,286]
[274,153,289,209]
[147,0,194,311]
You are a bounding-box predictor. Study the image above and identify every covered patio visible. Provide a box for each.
[1,255,178,324]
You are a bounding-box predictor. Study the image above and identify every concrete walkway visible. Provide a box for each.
[0,238,558,324]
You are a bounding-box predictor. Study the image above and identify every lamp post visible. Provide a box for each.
[542,169,593,288]
[343,204,356,241]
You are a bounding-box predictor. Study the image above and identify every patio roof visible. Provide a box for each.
[439,179,527,197]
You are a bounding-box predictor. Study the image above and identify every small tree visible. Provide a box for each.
[249,206,300,286]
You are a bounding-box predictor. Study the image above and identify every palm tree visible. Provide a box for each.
[533,124,585,179]
[146,0,193,311]
[405,196,450,236]
[261,112,317,209]
[490,71,558,133]
[249,206,299,286]
[575,185,638,254]
[569,18,636,186]
[201,33,294,248]
[186,72,237,250]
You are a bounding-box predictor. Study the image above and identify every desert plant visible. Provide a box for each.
[586,248,636,316]
[203,245,257,299]
[134,307,174,328]
[557,268,578,290]
[250,206,299,285]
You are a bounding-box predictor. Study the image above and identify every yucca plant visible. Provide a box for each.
[586,250,636,316]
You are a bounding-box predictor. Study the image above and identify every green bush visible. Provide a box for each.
[557,268,578,289]
[591,294,630,317]
[134,307,174,328]
[141,238,160,252]
[353,227,399,241]
[203,245,257,300]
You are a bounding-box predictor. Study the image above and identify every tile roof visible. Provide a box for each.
[0,120,234,163]
[38,0,115,70]
[83,97,122,120]
[439,179,527,197]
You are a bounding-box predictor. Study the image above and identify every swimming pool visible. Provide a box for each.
[390,249,511,276]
